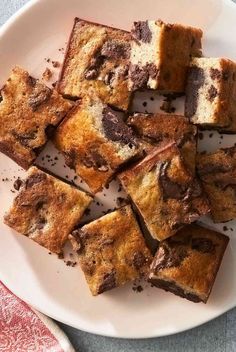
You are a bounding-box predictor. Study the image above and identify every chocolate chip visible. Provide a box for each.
[101,41,130,59]
[27,75,37,87]
[102,107,137,146]
[13,177,23,191]
[132,251,146,270]
[210,68,222,80]
[82,149,109,172]
[158,161,188,200]
[12,130,37,147]
[97,269,117,294]
[28,85,52,111]
[35,200,46,211]
[185,66,205,118]
[152,243,188,271]
[37,217,47,230]
[131,21,152,43]
[26,173,47,188]
[192,237,215,254]
[208,85,218,101]
[84,54,105,80]
[222,71,230,80]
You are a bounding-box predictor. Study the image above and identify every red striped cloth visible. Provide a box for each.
[0,282,74,352]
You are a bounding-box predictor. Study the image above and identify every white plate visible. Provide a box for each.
[0,0,236,339]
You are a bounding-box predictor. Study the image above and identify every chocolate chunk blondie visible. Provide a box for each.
[4,166,92,254]
[57,18,131,111]
[0,67,73,169]
[53,96,140,194]
[69,205,152,295]
[185,58,236,131]
[197,146,236,222]
[148,224,229,303]
[119,142,209,241]
[129,20,202,92]
[127,113,197,173]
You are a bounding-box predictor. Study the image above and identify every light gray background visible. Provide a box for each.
[0,1,236,351]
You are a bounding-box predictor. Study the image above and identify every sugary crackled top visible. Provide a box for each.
[149,224,229,302]
[70,204,152,295]
[119,142,210,241]
[53,96,140,193]
[0,66,73,169]
[58,18,132,111]
[4,166,93,254]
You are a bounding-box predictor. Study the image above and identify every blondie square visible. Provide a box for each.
[185,58,236,131]
[4,166,92,254]
[127,113,197,173]
[0,67,73,169]
[57,18,132,111]
[53,96,139,194]
[119,142,209,241]
[129,20,202,92]
[197,146,236,222]
[148,224,229,303]
[69,205,152,295]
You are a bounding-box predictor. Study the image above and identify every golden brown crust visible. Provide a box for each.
[148,224,229,303]
[53,96,139,194]
[57,18,132,111]
[4,166,93,254]
[197,146,236,222]
[119,143,209,241]
[70,205,152,295]
[0,67,73,169]
[127,113,197,173]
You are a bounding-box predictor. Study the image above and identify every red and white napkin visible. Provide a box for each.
[0,281,75,352]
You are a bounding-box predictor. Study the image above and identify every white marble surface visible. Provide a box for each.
[0,0,236,351]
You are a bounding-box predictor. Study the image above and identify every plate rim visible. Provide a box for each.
[0,0,236,339]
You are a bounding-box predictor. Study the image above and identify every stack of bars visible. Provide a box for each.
[3,17,235,303]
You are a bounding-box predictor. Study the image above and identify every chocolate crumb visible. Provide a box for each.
[132,284,144,293]
[52,81,58,88]
[150,97,154,101]
[223,226,228,232]
[220,135,223,139]
[48,252,52,255]
[58,253,64,260]
[118,184,122,192]
[84,208,91,216]
[209,133,213,138]
[198,132,204,140]
[52,61,60,68]
[143,101,147,107]
[65,260,77,267]
[116,197,127,207]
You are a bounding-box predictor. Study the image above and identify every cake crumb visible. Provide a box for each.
[52,61,60,68]
[42,67,53,81]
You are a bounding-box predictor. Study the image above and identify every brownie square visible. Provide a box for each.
[129,20,202,92]
[185,58,236,131]
[119,142,209,241]
[127,113,197,173]
[69,205,152,295]
[4,166,93,254]
[53,96,140,194]
[57,18,132,111]
[148,224,229,303]
[197,146,236,222]
[0,67,73,169]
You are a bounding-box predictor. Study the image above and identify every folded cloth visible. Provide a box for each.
[0,281,75,352]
